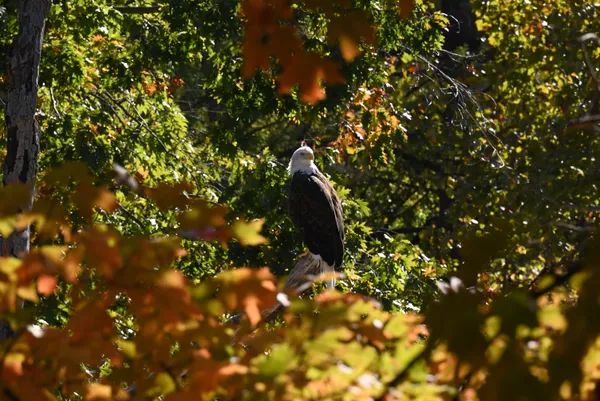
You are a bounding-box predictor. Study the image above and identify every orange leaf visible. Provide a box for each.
[145,181,194,210]
[143,82,157,97]
[71,182,118,222]
[17,246,65,286]
[243,294,262,326]
[328,12,377,62]
[37,274,58,295]
[218,363,249,376]
[136,166,149,178]
[338,35,360,62]
[176,200,230,242]
[76,226,123,279]
[277,52,345,104]
[216,267,278,326]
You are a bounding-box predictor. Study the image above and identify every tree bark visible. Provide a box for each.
[0,0,52,341]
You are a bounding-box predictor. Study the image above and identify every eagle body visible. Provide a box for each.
[288,146,344,288]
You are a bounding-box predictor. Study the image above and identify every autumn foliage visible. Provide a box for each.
[3,0,600,401]
[241,0,412,103]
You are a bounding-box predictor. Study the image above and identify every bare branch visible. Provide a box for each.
[567,114,600,130]
[579,33,600,93]
[554,221,596,233]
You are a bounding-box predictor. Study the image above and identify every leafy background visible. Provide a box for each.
[1,0,600,400]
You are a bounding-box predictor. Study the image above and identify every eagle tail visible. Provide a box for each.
[310,253,336,289]
[321,260,336,289]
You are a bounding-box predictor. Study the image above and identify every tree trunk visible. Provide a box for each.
[0,0,52,341]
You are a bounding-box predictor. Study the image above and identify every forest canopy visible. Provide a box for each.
[1,0,600,400]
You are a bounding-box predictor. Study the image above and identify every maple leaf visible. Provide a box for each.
[0,257,23,311]
[232,218,268,246]
[18,197,69,241]
[277,51,345,104]
[42,161,93,187]
[176,200,227,228]
[3,352,25,379]
[241,3,288,78]
[328,12,377,62]
[65,299,121,366]
[143,81,157,97]
[12,245,65,298]
[145,181,195,210]
[241,0,347,103]
[76,226,123,279]
[216,267,278,327]
[176,201,233,244]
[0,216,17,238]
[71,182,118,222]
[0,182,34,217]
[243,293,262,326]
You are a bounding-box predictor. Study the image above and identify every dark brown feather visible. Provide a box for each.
[288,170,344,267]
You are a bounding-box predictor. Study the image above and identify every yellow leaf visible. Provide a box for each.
[116,339,137,359]
[154,372,177,396]
[85,384,112,401]
[232,219,268,246]
[0,257,22,280]
[0,216,16,237]
[17,284,39,303]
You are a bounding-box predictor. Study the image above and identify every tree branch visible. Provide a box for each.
[566,114,600,130]
[579,33,600,93]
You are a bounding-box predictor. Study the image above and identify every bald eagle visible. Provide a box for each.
[288,146,344,288]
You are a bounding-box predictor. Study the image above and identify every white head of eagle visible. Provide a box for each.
[288,145,318,175]
[287,145,344,289]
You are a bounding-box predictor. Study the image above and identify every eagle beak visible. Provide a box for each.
[308,153,314,161]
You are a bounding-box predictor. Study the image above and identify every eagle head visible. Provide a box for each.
[288,146,316,175]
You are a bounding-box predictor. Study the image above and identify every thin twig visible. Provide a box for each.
[118,205,148,232]
[87,90,128,130]
[49,87,62,118]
